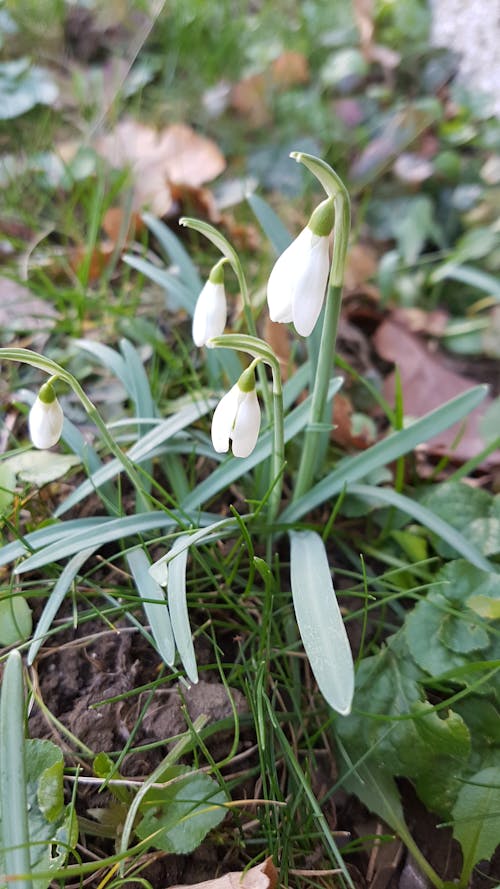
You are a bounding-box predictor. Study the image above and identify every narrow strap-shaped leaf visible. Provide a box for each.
[149,519,232,586]
[246,193,292,255]
[282,385,489,522]
[14,512,176,574]
[74,339,132,394]
[55,397,215,517]
[0,650,32,889]
[123,254,197,312]
[27,547,97,665]
[127,547,175,666]
[290,530,354,715]
[0,517,110,569]
[167,537,198,684]
[348,484,493,572]
[142,211,202,296]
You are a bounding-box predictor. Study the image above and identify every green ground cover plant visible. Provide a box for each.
[1,2,499,888]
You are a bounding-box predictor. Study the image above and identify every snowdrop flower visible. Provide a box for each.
[28,381,64,449]
[192,259,227,347]
[211,363,261,458]
[267,196,334,337]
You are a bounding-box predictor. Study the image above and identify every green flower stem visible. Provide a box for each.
[209,334,284,523]
[1,348,148,510]
[291,153,351,501]
[180,217,273,420]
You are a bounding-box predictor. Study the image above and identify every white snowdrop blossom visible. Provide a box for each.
[267,197,334,337]
[211,367,261,459]
[28,383,64,449]
[192,261,227,347]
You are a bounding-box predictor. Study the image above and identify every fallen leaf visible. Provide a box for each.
[332,392,376,450]
[95,120,226,215]
[344,243,378,291]
[101,207,144,244]
[270,50,309,88]
[5,451,81,486]
[68,241,116,282]
[264,317,292,380]
[230,73,271,126]
[0,277,59,336]
[167,857,277,889]
[373,317,498,466]
[231,51,309,127]
[350,105,439,187]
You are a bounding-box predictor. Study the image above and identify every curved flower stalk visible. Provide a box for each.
[267,197,334,337]
[28,379,64,449]
[192,258,228,347]
[211,361,261,459]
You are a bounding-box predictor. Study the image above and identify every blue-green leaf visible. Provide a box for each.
[290,530,354,715]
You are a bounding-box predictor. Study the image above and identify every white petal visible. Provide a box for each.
[292,233,330,337]
[231,389,261,458]
[29,397,64,449]
[211,385,239,453]
[266,228,311,324]
[192,281,227,347]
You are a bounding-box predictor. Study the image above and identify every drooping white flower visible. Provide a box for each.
[211,366,261,458]
[192,260,227,347]
[28,382,64,450]
[267,197,334,337]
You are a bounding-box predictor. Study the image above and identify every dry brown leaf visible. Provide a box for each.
[264,317,293,380]
[230,73,271,126]
[332,392,374,450]
[270,50,310,88]
[68,242,115,282]
[373,318,498,466]
[231,51,309,126]
[344,243,378,292]
[102,207,145,244]
[94,120,226,215]
[167,857,278,889]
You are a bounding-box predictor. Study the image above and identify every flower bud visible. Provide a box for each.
[211,367,261,458]
[28,382,64,449]
[192,260,227,347]
[267,197,334,337]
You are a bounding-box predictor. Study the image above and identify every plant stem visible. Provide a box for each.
[292,174,350,502]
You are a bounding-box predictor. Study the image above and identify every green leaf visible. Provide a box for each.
[430,263,500,299]
[289,530,354,715]
[135,764,227,854]
[422,483,500,558]
[246,192,292,254]
[452,767,500,880]
[339,758,406,837]
[405,561,500,678]
[0,593,32,645]
[337,634,472,817]
[0,462,15,515]
[0,59,58,119]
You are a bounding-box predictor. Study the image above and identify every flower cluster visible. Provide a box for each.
[191,197,334,458]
